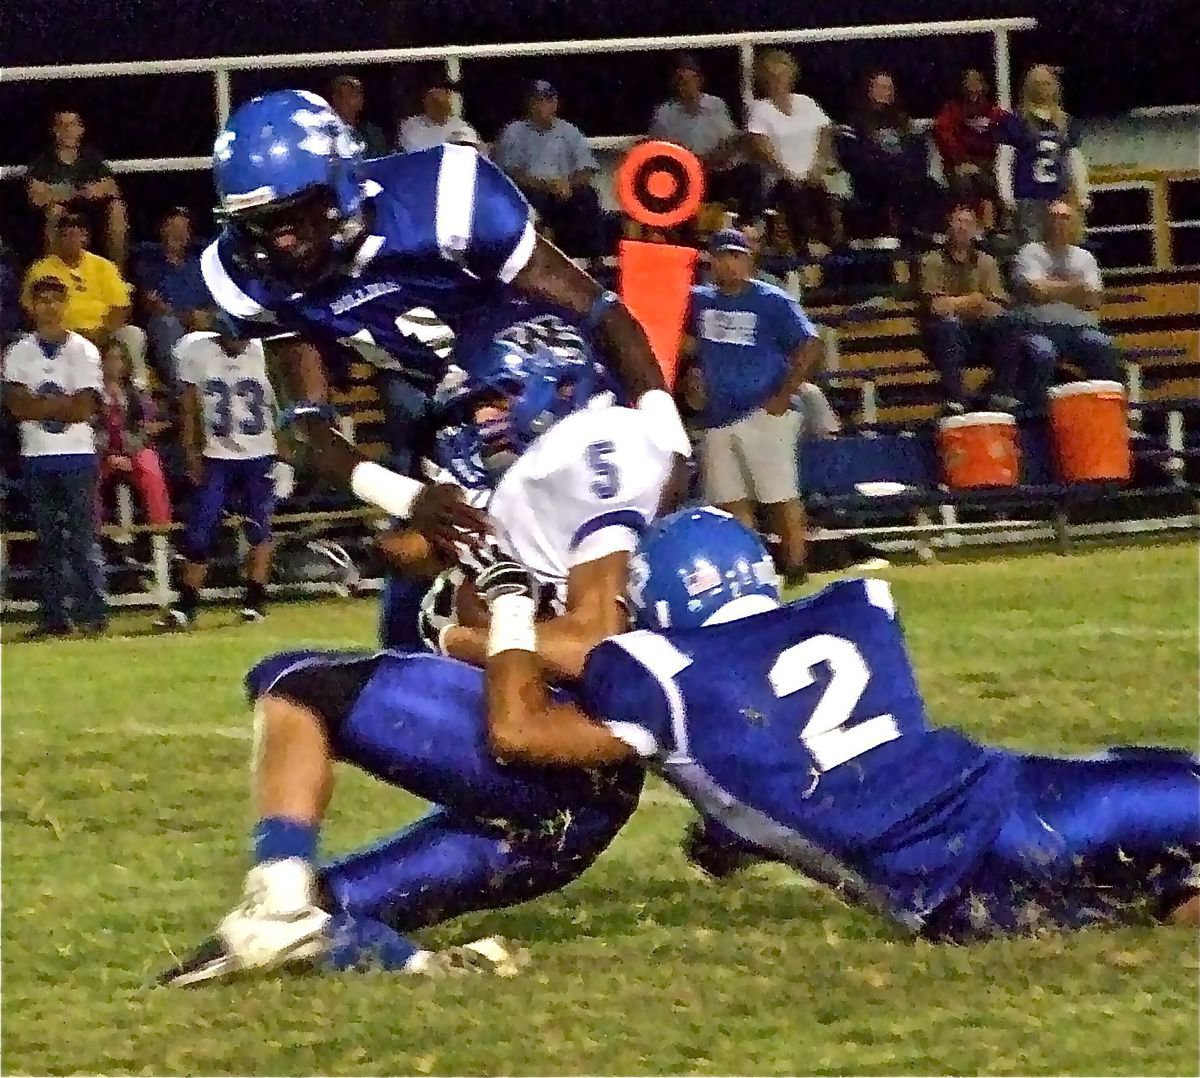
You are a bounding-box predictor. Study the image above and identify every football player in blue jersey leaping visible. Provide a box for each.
[479,507,1199,940]
[203,89,689,553]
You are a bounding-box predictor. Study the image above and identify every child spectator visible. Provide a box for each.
[998,66,1090,246]
[933,69,1007,232]
[3,276,107,637]
[97,339,172,529]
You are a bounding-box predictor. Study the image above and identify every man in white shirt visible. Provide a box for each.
[398,75,482,153]
[649,55,761,220]
[746,50,837,251]
[3,276,107,637]
[1013,201,1121,383]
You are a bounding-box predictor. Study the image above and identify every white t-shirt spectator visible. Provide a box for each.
[174,332,278,460]
[3,331,101,461]
[399,114,482,152]
[1013,242,1103,328]
[747,94,830,180]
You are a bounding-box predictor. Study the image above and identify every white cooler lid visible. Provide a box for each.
[1048,380,1124,399]
[939,411,1017,430]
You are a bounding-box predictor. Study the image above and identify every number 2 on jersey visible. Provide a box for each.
[768,634,901,771]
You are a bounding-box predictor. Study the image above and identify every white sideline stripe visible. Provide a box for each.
[988,625,1194,640]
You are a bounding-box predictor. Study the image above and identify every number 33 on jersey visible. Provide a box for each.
[174,331,278,460]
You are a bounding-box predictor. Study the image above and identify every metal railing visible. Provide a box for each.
[0,17,1036,180]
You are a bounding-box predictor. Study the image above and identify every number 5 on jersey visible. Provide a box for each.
[587,440,619,499]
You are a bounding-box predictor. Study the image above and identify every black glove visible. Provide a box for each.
[475,557,539,608]
[417,569,462,654]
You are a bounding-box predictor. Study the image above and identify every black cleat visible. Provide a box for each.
[155,935,238,987]
[682,820,765,879]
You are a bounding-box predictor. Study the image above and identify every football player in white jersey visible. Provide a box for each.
[171,319,674,977]
[158,315,282,627]
[395,311,677,679]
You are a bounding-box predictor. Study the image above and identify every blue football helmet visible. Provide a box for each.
[213,89,365,286]
[628,507,780,630]
[432,315,603,487]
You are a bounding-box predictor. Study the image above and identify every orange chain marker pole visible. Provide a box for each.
[615,141,705,388]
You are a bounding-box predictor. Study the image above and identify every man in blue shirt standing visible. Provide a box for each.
[681,229,821,579]
[494,81,604,260]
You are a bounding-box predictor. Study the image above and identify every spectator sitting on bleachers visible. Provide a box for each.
[649,54,761,223]
[746,50,837,256]
[919,205,1042,415]
[328,75,388,158]
[21,213,149,388]
[837,70,946,243]
[680,228,823,580]
[0,236,20,348]
[97,338,172,531]
[998,66,1090,247]
[1013,199,1121,386]
[494,81,604,260]
[398,74,481,152]
[130,207,208,387]
[3,276,108,638]
[24,109,129,270]
[932,69,1007,233]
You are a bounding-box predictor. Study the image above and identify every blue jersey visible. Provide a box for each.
[688,279,816,428]
[1000,112,1081,202]
[201,145,545,388]
[579,579,1020,929]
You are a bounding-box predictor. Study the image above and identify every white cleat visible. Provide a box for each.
[217,858,331,972]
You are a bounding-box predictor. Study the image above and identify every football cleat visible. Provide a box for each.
[154,608,193,632]
[240,606,266,624]
[217,859,331,971]
[408,936,530,978]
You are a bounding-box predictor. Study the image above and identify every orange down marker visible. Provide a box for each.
[615,141,705,388]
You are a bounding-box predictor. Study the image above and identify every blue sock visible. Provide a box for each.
[252,817,318,865]
[323,913,421,972]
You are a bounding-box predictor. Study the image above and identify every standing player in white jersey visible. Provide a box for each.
[158,315,281,627]
[204,90,690,556]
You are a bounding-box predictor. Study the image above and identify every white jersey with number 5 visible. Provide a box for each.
[487,395,674,606]
[175,332,278,460]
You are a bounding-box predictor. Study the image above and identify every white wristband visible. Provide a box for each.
[487,593,537,656]
[350,461,423,519]
[638,388,692,458]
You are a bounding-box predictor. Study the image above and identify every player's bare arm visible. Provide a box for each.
[444,550,630,681]
[476,560,635,767]
[513,237,692,511]
[274,337,489,551]
[5,384,98,424]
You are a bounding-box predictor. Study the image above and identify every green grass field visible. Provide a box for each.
[3,543,1198,1076]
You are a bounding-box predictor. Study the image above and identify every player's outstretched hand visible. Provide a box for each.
[417,569,461,654]
[411,483,491,555]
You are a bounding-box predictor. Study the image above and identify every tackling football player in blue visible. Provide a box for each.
[480,507,1200,939]
[203,89,690,552]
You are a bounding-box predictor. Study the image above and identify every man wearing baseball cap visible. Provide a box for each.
[494,80,604,259]
[678,228,823,579]
[397,73,481,153]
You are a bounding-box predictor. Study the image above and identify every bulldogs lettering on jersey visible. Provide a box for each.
[200,145,536,386]
[486,397,675,611]
[175,332,277,459]
[579,578,1020,929]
